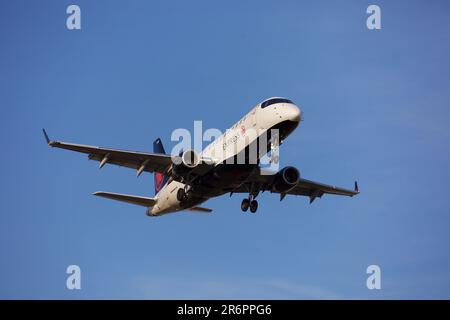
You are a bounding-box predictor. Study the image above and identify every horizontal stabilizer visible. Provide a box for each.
[93,191,156,207]
[187,206,213,213]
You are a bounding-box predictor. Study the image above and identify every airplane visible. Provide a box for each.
[43,97,359,216]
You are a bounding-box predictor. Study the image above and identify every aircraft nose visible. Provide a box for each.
[286,104,301,122]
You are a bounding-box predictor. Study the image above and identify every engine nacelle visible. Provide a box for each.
[172,149,200,176]
[272,166,300,193]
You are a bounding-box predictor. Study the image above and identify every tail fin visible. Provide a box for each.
[153,138,169,195]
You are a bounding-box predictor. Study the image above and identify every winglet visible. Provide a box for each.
[42,128,50,144]
[42,128,57,147]
[354,181,359,193]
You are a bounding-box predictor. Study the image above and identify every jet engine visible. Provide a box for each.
[272,166,300,193]
[172,149,200,176]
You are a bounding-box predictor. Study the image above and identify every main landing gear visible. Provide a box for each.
[177,186,191,202]
[241,197,258,213]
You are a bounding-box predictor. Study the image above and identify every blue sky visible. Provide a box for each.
[1,0,450,299]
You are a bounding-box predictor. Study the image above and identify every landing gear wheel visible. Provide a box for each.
[177,188,186,201]
[249,200,258,213]
[241,198,250,212]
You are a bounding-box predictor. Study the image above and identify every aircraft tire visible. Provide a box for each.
[241,198,250,212]
[250,200,258,213]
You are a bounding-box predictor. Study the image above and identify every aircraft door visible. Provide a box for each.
[250,107,257,129]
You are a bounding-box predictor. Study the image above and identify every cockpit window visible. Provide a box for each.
[261,98,293,108]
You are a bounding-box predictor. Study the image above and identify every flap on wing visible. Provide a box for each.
[93,191,156,207]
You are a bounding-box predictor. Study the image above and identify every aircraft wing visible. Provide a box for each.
[43,129,173,174]
[233,172,359,203]
[285,178,359,202]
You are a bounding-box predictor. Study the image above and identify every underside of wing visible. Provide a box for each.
[290,178,358,196]
[229,168,359,204]
[287,178,359,203]
[43,129,173,174]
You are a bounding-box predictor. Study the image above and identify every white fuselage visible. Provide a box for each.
[149,98,301,216]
